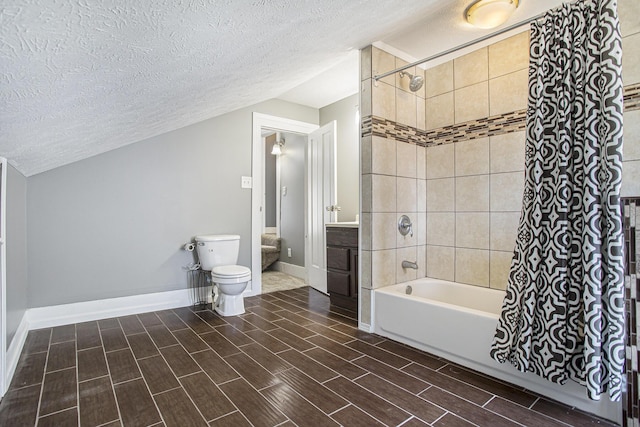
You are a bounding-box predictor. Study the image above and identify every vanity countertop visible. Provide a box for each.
[326,222,359,229]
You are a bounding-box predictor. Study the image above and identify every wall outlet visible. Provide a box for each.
[241,176,252,189]
[287,248,292,257]
[282,186,287,196]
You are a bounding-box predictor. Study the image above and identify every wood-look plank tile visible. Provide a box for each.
[173,307,213,333]
[224,352,280,390]
[419,387,519,427]
[200,330,241,357]
[306,335,361,360]
[147,324,179,348]
[51,324,76,344]
[273,309,315,326]
[531,398,619,426]
[155,388,208,427]
[276,368,348,414]
[10,352,47,389]
[295,308,340,326]
[353,355,429,394]
[127,333,159,359]
[218,379,287,427]
[138,355,180,394]
[46,341,76,372]
[262,382,339,426]
[98,318,121,330]
[40,368,77,416]
[138,312,163,327]
[304,322,353,343]
[330,404,385,427]
[240,343,291,374]
[180,372,236,422]
[268,328,315,351]
[23,328,51,354]
[244,329,289,353]
[304,347,366,380]
[215,324,254,346]
[118,314,146,335]
[356,373,444,424]
[99,421,123,427]
[331,322,385,344]
[106,348,141,384]
[37,407,79,427]
[325,376,411,426]
[269,298,306,313]
[173,328,209,353]
[432,412,476,426]
[208,411,251,427]
[239,313,277,331]
[196,309,228,327]
[79,376,119,426]
[114,378,161,427]
[76,322,101,350]
[401,417,431,426]
[272,318,317,338]
[278,349,338,383]
[160,345,200,377]
[223,315,258,332]
[405,363,492,406]
[191,350,239,384]
[246,306,284,322]
[376,340,446,369]
[156,310,188,331]
[346,339,411,369]
[77,347,109,382]
[0,384,41,426]
[485,397,567,427]
[100,327,129,352]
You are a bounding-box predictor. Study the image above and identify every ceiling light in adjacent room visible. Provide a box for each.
[466,0,519,29]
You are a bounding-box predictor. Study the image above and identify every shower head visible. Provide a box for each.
[399,71,424,92]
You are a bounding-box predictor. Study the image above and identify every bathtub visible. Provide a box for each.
[373,278,620,423]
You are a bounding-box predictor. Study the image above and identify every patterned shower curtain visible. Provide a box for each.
[490,0,625,401]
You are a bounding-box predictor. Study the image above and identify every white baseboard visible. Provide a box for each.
[6,312,29,390]
[27,289,192,330]
[273,261,306,281]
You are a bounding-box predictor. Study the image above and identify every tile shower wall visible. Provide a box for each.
[360,2,640,327]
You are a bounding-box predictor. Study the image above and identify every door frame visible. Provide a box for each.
[0,157,7,397]
[251,113,318,295]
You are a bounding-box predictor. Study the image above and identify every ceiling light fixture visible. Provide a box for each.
[466,0,519,29]
[271,133,285,155]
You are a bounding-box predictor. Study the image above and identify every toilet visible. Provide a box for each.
[195,234,251,316]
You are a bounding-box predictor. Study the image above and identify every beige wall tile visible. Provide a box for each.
[361,135,372,175]
[417,245,427,278]
[360,288,372,325]
[625,109,640,161]
[397,246,418,283]
[490,251,513,291]
[397,88,417,128]
[490,131,526,173]
[619,0,640,37]
[371,213,396,250]
[360,79,372,118]
[372,174,396,212]
[456,212,490,249]
[456,175,490,212]
[455,82,489,123]
[489,69,528,116]
[490,172,524,212]
[372,47,396,85]
[427,245,455,281]
[372,81,396,120]
[416,212,427,246]
[397,213,418,249]
[417,98,426,131]
[455,248,490,287]
[362,174,372,213]
[417,146,426,179]
[490,212,520,251]
[454,48,489,88]
[426,91,455,130]
[426,213,455,246]
[361,46,372,81]
[360,212,372,250]
[372,249,396,288]
[455,138,489,176]
[415,68,426,99]
[417,179,427,212]
[397,141,417,178]
[361,250,372,289]
[397,177,417,213]
[622,160,640,197]
[426,178,455,212]
[488,32,529,79]
[622,33,640,85]
[426,144,455,178]
[371,136,396,176]
[426,61,454,97]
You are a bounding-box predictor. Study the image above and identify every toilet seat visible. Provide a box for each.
[211,265,251,284]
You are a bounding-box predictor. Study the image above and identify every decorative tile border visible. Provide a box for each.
[622,197,640,427]
[625,83,640,112]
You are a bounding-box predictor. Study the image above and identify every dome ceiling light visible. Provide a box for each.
[466,0,520,29]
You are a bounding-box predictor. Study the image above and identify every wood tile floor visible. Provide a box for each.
[0,287,616,426]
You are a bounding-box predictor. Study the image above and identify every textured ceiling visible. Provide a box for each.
[1,0,559,176]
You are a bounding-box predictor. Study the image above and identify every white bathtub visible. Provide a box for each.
[373,278,620,423]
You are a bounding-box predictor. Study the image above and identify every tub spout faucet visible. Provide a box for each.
[402,260,418,270]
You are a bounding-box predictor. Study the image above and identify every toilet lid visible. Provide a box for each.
[211,265,251,278]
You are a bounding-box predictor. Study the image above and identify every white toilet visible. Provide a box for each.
[195,234,251,316]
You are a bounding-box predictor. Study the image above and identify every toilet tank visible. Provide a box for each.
[194,234,240,271]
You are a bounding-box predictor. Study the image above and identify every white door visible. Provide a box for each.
[306,122,337,294]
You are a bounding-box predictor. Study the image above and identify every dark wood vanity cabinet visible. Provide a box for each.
[326,226,358,313]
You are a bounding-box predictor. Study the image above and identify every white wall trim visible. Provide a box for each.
[272,261,306,281]
[5,312,28,390]
[27,289,192,330]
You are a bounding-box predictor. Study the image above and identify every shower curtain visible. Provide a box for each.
[490,0,625,401]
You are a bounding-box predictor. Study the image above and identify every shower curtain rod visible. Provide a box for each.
[373,11,546,81]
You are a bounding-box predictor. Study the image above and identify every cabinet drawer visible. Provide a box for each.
[327,247,350,270]
[326,227,358,247]
[327,271,350,296]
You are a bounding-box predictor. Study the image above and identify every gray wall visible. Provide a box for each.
[27,99,318,308]
[279,133,306,266]
[320,93,360,222]
[6,164,28,349]
[264,134,277,228]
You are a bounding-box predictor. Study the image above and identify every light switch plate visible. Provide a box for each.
[241,176,252,189]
